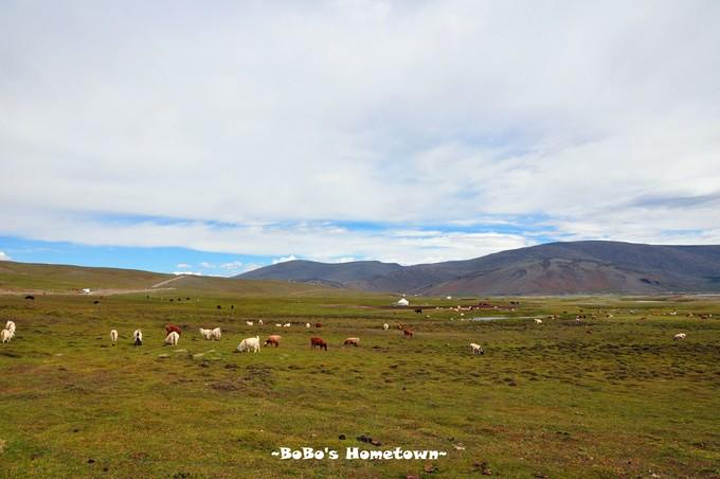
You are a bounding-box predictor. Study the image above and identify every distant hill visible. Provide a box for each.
[0,261,335,296]
[238,241,720,295]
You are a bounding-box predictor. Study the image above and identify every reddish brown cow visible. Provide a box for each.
[165,324,182,336]
[315,322,322,328]
[403,329,414,338]
[310,337,327,351]
[264,335,282,347]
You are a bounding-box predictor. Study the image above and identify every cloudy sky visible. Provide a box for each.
[1,0,719,276]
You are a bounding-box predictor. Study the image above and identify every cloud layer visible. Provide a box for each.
[1,1,718,266]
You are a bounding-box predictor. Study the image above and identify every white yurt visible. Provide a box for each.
[397,297,409,306]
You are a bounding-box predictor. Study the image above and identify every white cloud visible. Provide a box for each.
[176,263,192,269]
[198,261,215,269]
[0,1,718,261]
[219,261,244,270]
[272,255,298,265]
[172,271,203,276]
[0,251,11,261]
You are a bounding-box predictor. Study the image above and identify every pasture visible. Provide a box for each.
[0,292,719,478]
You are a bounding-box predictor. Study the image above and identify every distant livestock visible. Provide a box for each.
[264,335,282,347]
[110,329,118,344]
[246,321,254,327]
[403,329,414,338]
[199,328,213,340]
[5,321,16,334]
[165,324,182,337]
[674,333,687,341]
[310,337,328,351]
[414,308,423,314]
[211,327,222,340]
[24,295,35,300]
[534,318,543,324]
[275,323,283,328]
[283,323,291,328]
[306,323,311,328]
[1,329,13,343]
[133,329,143,346]
[343,337,360,347]
[258,319,264,326]
[383,323,389,330]
[315,322,322,328]
[470,343,484,355]
[165,331,180,346]
[237,336,261,353]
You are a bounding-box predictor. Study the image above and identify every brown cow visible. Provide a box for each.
[310,337,327,351]
[403,329,414,338]
[165,324,182,337]
[264,335,282,347]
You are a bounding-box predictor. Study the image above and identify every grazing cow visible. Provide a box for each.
[343,337,360,347]
[216,305,222,310]
[383,323,389,330]
[534,318,543,324]
[283,323,291,328]
[264,335,282,347]
[414,308,423,314]
[310,337,328,351]
[1,329,13,343]
[470,343,484,355]
[403,329,414,338]
[165,331,180,346]
[93,300,100,305]
[165,324,182,337]
[110,329,118,344]
[24,295,35,300]
[199,328,213,340]
[133,329,143,346]
[246,321,254,327]
[211,327,222,340]
[237,336,261,353]
[674,333,687,341]
[315,322,322,328]
[275,323,283,328]
[5,321,16,334]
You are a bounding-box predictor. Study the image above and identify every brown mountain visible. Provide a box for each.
[238,241,720,295]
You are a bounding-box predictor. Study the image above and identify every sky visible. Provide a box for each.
[1,0,719,277]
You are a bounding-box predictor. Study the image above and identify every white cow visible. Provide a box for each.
[199,328,213,340]
[383,323,389,330]
[306,322,311,328]
[470,343,484,355]
[674,333,686,341]
[110,329,118,344]
[246,321,254,327]
[133,329,143,346]
[237,336,261,353]
[1,329,13,343]
[211,327,222,340]
[534,318,543,324]
[165,331,180,346]
[283,323,291,328]
[5,320,16,334]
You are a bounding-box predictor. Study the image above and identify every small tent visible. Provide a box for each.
[397,298,409,306]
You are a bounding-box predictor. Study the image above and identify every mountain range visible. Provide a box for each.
[238,241,720,295]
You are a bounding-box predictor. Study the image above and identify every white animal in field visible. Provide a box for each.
[237,336,260,353]
[283,323,291,328]
[534,318,543,324]
[211,327,222,340]
[306,322,311,328]
[258,319,264,326]
[674,333,686,340]
[470,343,484,355]
[246,321,254,327]
[5,320,16,334]
[165,331,180,346]
[275,323,283,328]
[199,328,213,340]
[110,329,118,344]
[133,329,143,346]
[383,323,389,330]
[1,329,13,343]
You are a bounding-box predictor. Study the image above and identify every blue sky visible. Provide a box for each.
[1,1,719,276]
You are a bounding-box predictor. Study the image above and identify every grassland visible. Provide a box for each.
[0,290,718,478]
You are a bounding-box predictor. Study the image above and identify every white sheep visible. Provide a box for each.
[470,343,484,355]
[246,321,254,326]
[199,328,213,340]
[133,329,143,346]
[258,319,264,326]
[383,323,389,330]
[5,320,16,334]
[165,331,180,346]
[283,323,291,328]
[110,329,118,344]
[1,329,13,343]
[275,323,283,328]
[534,318,543,324]
[306,322,311,328]
[211,327,222,340]
[237,335,260,353]
[674,333,686,340]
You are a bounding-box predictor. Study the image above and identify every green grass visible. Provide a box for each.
[0,292,718,478]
